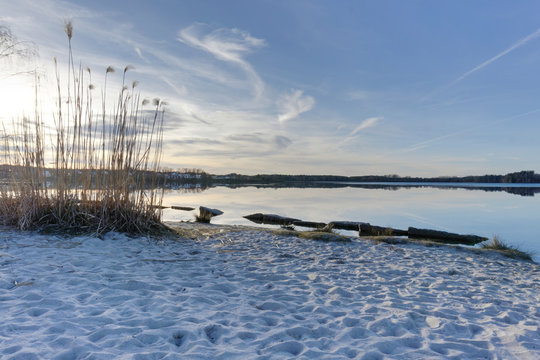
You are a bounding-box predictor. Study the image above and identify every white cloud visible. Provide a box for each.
[351,117,382,135]
[178,24,266,98]
[277,89,315,123]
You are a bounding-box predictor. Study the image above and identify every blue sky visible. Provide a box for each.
[1,0,540,176]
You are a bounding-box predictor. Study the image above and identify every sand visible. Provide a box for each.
[1,223,539,359]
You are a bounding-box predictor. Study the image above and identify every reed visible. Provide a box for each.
[0,22,167,235]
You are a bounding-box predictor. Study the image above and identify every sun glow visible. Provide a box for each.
[0,75,37,121]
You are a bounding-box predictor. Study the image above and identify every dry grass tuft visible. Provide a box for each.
[480,236,533,261]
[0,23,168,236]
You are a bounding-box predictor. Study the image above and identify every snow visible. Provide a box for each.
[1,223,539,359]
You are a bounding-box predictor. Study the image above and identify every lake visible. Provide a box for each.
[161,184,540,261]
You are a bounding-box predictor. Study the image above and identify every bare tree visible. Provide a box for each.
[0,25,36,59]
[0,25,37,78]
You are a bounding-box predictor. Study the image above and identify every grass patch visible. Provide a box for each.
[480,236,533,261]
[0,22,167,235]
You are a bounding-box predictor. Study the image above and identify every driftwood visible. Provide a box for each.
[171,206,195,211]
[292,220,327,229]
[242,212,487,246]
[359,223,408,236]
[196,206,224,223]
[407,227,487,245]
[328,221,367,231]
[244,213,300,225]
[150,205,169,209]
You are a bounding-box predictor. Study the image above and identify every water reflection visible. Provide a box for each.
[164,182,540,197]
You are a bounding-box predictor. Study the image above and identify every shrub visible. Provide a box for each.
[0,21,167,235]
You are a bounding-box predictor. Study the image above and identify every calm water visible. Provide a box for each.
[161,185,540,261]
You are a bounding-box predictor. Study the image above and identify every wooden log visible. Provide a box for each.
[196,206,224,223]
[171,206,195,211]
[359,223,408,236]
[260,214,299,225]
[150,205,169,209]
[407,227,488,245]
[243,213,264,223]
[243,213,300,225]
[292,220,327,229]
[262,214,300,225]
[329,221,367,231]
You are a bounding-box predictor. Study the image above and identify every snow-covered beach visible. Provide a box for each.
[1,223,539,359]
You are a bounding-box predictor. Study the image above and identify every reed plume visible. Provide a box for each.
[0,22,167,235]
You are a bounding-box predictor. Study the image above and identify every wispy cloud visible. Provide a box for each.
[167,138,223,146]
[277,89,315,123]
[178,23,266,98]
[400,107,540,153]
[453,28,540,84]
[424,28,540,100]
[347,90,369,101]
[227,133,292,150]
[337,116,383,148]
[351,117,382,136]
[134,47,147,62]
[400,132,457,153]
[274,135,292,148]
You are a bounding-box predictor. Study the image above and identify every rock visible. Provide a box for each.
[407,227,488,245]
[196,206,224,223]
[171,206,195,211]
[243,213,300,225]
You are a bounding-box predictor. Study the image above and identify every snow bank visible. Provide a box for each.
[0,224,539,359]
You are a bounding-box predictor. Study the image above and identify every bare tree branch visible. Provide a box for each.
[0,25,37,61]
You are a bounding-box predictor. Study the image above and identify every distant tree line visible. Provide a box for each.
[2,165,538,189]
[204,170,540,185]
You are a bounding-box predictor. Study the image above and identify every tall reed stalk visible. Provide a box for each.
[0,22,166,235]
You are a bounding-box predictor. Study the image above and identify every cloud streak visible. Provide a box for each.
[337,116,383,148]
[351,117,382,136]
[424,28,540,100]
[452,28,540,85]
[277,89,315,123]
[178,24,266,98]
[401,107,540,153]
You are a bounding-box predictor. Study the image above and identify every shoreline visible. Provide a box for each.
[1,224,539,359]
[166,221,535,263]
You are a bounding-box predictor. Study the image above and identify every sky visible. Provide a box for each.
[1,0,540,176]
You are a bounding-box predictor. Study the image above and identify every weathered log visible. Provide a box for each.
[261,214,300,225]
[329,221,368,231]
[171,206,195,211]
[407,227,487,245]
[243,213,300,225]
[292,220,327,229]
[196,206,224,223]
[243,213,264,223]
[150,205,169,209]
[359,223,408,236]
